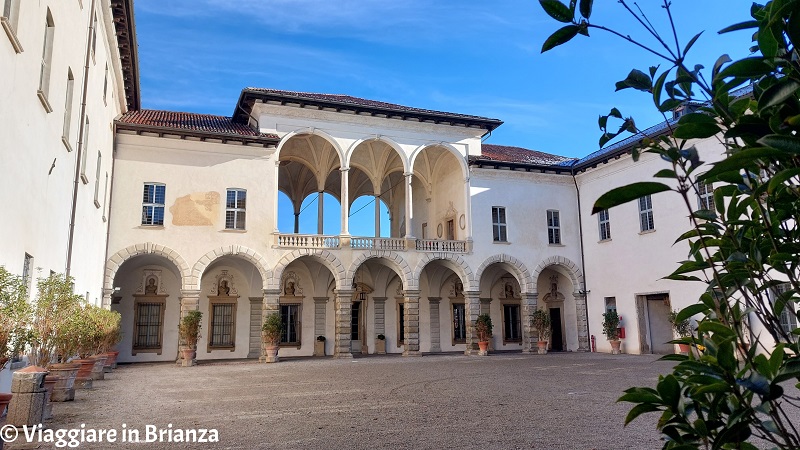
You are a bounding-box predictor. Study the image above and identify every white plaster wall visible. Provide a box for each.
[575,137,726,354]
[0,0,124,302]
[196,265,254,360]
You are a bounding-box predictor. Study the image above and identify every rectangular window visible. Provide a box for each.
[22,253,33,293]
[225,189,246,230]
[503,304,521,342]
[102,173,109,221]
[62,69,75,149]
[547,210,561,244]
[37,10,55,111]
[280,304,300,345]
[397,302,405,347]
[598,208,611,241]
[639,195,655,232]
[80,116,90,183]
[492,206,507,242]
[774,283,798,338]
[93,152,102,207]
[1,0,22,53]
[133,302,164,351]
[209,303,235,348]
[697,180,715,211]
[452,303,466,343]
[142,183,165,226]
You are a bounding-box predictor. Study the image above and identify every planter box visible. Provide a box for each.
[375,340,386,354]
[314,341,325,357]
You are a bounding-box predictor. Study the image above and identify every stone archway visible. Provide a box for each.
[269,249,345,291]
[346,250,413,290]
[472,253,534,294]
[412,253,474,291]
[532,256,588,352]
[105,242,191,291]
[191,246,271,291]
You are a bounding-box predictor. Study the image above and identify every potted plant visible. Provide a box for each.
[314,335,326,357]
[531,309,552,354]
[262,312,283,363]
[375,334,386,354]
[602,310,622,354]
[0,266,32,372]
[178,310,202,367]
[475,314,493,356]
[668,309,692,354]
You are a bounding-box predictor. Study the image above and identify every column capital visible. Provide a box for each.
[340,166,350,173]
[313,296,330,303]
[179,289,202,298]
[403,172,413,178]
[428,297,441,304]
[262,288,282,297]
[333,289,355,297]
[402,290,421,298]
[463,290,481,299]
[372,296,387,304]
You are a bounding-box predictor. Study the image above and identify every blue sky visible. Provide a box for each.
[135,0,752,160]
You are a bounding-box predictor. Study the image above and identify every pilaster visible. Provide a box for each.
[259,289,281,362]
[464,291,481,355]
[429,297,441,353]
[333,289,354,358]
[402,290,421,356]
[177,289,201,365]
[521,292,538,353]
[575,291,590,351]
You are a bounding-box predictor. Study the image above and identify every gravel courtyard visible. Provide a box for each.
[7,353,680,449]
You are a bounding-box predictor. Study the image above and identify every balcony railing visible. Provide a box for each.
[415,239,467,253]
[276,234,340,249]
[275,234,468,253]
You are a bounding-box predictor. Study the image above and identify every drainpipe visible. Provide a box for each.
[66,0,97,277]
[101,121,118,303]
[571,164,592,350]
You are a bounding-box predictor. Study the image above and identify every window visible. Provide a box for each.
[774,284,798,338]
[142,183,165,226]
[209,301,236,349]
[605,297,617,313]
[225,189,246,230]
[397,302,405,347]
[503,304,521,342]
[80,116,90,183]
[639,195,655,232]
[2,0,23,53]
[697,180,715,211]
[37,10,55,111]
[90,12,97,62]
[102,173,108,221]
[102,64,108,104]
[547,210,561,244]
[133,302,164,352]
[62,69,75,149]
[452,303,466,343]
[280,304,300,346]
[93,152,102,207]
[22,253,33,293]
[598,209,611,241]
[492,206,507,242]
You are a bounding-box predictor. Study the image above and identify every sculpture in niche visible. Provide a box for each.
[542,275,565,303]
[144,277,158,294]
[212,270,238,297]
[454,280,464,297]
[135,269,166,295]
[504,282,515,299]
[281,271,303,296]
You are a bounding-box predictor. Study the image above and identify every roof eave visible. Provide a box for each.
[111,0,141,111]
[468,157,576,174]
[115,121,281,147]
[234,89,503,132]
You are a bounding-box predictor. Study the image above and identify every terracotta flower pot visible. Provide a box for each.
[264,344,280,363]
[478,340,489,355]
[104,351,120,371]
[91,355,108,380]
[47,363,79,402]
[180,348,195,367]
[610,339,622,355]
[537,340,548,355]
[0,392,12,416]
[43,374,59,420]
[677,343,691,355]
[74,358,96,389]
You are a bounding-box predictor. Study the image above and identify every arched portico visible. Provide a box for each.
[533,256,589,352]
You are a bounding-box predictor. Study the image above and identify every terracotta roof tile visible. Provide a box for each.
[117,109,279,140]
[477,144,575,166]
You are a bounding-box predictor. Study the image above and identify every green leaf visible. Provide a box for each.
[615,69,652,92]
[682,31,703,55]
[653,169,677,178]
[757,134,800,153]
[697,321,736,338]
[623,403,660,426]
[676,304,708,323]
[657,375,680,410]
[768,168,800,194]
[579,0,592,18]
[718,20,759,34]
[591,182,671,214]
[618,389,662,404]
[541,24,581,52]
[712,54,732,78]
[699,147,784,181]
[673,113,720,140]
[758,78,800,110]
[716,57,771,80]
[539,0,573,23]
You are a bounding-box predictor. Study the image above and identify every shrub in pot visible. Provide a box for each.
[475,314,493,355]
[668,309,692,354]
[0,266,32,372]
[29,273,82,368]
[602,310,622,354]
[314,335,326,357]
[178,311,202,366]
[531,309,552,355]
[375,334,386,355]
[262,312,283,363]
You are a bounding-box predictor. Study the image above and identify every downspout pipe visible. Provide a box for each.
[66,0,97,277]
[571,164,592,351]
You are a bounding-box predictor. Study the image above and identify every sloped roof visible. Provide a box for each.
[110,0,139,111]
[116,110,280,145]
[233,88,503,131]
[476,144,575,166]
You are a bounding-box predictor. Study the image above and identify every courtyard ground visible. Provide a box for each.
[0,352,713,449]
